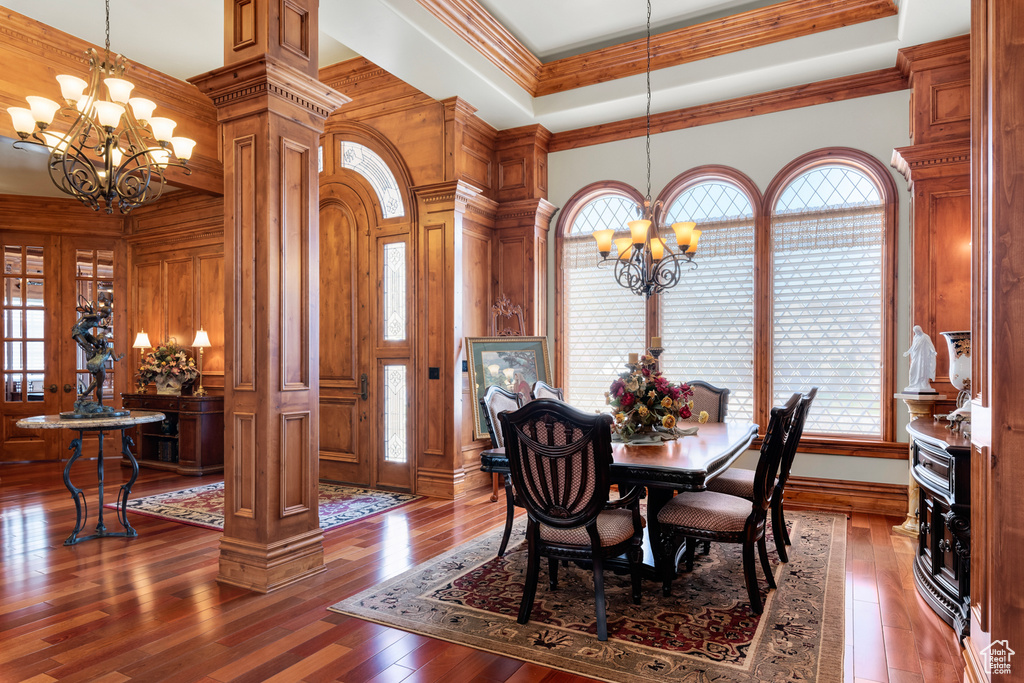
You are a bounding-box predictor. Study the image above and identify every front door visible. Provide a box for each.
[318,176,414,491]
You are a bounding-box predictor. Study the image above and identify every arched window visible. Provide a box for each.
[338,141,404,218]
[767,154,894,438]
[660,175,756,423]
[559,184,646,414]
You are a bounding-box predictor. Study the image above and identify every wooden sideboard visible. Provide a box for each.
[121,393,224,476]
[908,418,971,640]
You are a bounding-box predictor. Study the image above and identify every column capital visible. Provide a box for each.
[190,54,350,126]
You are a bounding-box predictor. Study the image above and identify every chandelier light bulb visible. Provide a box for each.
[92,100,125,128]
[170,136,196,161]
[104,77,135,104]
[592,229,615,255]
[56,74,88,103]
[25,96,60,126]
[613,237,634,261]
[628,219,651,244]
[650,237,666,261]
[671,221,695,246]
[128,97,156,122]
[148,116,176,143]
[6,107,36,135]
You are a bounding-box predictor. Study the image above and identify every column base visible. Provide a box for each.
[217,527,326,593]
[892,516,919,537]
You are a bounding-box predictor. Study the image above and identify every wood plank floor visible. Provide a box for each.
[0,461,965,682]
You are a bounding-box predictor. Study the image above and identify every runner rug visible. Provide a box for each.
[330,510,846,683]
[108,482,419,531]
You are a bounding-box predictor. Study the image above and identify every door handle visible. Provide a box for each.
[49,383,58,393]
[360,373,369,401]
[63,383,75,393]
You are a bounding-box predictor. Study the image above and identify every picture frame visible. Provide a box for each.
[466,336,552,440]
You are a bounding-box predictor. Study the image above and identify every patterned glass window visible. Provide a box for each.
[3,244,46,402]
[772,165,884,436]
[661,182,755,423]
[382,242,406,341]
[563,193,645,413]
[339,142,404,218]
[383,365,407,463]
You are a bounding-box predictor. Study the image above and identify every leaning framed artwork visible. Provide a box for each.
[466,336,552,440]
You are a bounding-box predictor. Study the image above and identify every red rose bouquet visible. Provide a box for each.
[607,354,696,438]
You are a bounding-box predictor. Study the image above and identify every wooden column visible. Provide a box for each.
[190,0,349,592]
[964,0,1024,679]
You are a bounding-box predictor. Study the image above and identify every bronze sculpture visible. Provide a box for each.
[63,288,129,418]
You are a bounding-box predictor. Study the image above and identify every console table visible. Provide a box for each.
[121,393,224,475]
[15,411,165,545]
[908,418,971,640]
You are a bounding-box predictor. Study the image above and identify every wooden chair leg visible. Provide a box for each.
[684,536,696,572]
[518,530,541,625]
[661,532,677,597]
[771,499,789,563]
[548,556,559,590]
[497,477,515,557]
[742,541,763,614]
[628,544,642,605]
[701,539,711,555]
[758,535,776,589]
[781,502,792,545]
[592,553,608,641]
[490,472,499,502]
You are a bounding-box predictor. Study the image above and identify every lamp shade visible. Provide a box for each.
[148,116,176,142]
[613,237,633,261]
[592,229,615,254]
[104,77,135,104]
[132,331,152,348]
[628,219,651,244]
[191,328,211,348]
[7,107,36,134]
[128,97,156,122]
[56,74,88,103]
[26,96,60,125]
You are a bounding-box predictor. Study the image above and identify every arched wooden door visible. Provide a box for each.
[318,178,414,491]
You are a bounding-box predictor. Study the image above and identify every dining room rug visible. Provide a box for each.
[330,510,846,683]
[107,482,420,531]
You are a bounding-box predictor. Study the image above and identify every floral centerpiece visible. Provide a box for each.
[608,354,706,440]
[139,340,199,395]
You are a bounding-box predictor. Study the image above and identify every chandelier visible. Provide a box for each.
[591,0,701,298]
[6,0,194,214]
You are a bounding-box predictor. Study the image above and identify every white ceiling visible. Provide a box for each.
[1,0,970,196]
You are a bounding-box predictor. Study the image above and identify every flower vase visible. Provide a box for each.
[154,375,183,396]
[940,330,971,414]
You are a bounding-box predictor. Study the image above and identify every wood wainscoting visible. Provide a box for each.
[784,475,907,517]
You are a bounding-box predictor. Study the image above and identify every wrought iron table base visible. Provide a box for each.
[62,427,140,545]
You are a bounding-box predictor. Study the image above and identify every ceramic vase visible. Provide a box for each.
[940,331,971,393]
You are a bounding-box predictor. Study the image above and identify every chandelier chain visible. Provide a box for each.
[643,0,651,202]
[104,0,111,66]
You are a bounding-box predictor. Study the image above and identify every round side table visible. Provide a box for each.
[16,411,165,545]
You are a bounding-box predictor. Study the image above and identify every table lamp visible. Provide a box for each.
[132,330,152,393]
[191,328,211,396]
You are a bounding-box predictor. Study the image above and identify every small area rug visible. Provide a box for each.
[330,510,845,683]
[109,482,419,531]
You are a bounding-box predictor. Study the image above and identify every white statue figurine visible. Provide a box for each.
[903,325,937,393]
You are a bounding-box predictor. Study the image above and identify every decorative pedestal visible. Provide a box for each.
[892,393,946,537]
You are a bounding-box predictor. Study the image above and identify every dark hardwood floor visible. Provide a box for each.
[0,461,965,682]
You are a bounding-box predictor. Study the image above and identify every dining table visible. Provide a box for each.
[480,420,760,577]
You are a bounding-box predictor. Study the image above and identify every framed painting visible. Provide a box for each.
[466,336,552,440]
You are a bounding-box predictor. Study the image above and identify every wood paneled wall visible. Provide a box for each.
[891,36,971,413]
[126,193,226,390]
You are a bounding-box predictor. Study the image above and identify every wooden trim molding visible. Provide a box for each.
[896,34,971,76]
[549,68,908,153]
[783,475,907,516]
[413,0,896,98]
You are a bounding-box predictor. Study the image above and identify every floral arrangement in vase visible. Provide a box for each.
[608,353,706,439]
[139,340,199,395]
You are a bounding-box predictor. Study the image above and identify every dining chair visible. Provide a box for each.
[499,399,644,641]
[530,380,564,402]
[680,380,730,422]
[657,392,801,614]
[704,387,816,562]
[480,385,524,557]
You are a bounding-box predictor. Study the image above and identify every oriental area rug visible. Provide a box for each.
[331,511,846,683]
[109,482,419,531]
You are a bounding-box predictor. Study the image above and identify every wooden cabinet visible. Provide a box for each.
[121,393,224,476]
[908,419,970,640]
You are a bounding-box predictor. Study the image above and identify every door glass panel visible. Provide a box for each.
[4,277,22,306]
[25,310,43,338]
[6,309,23,337]
[25,247,43,275]
[72,249,117,394]
[382,242,406,341]
[4,246,21,275]
[383,364,407,463]
[25,341,44,370]
[96,250,114,279]
[26,373,44,401]
[25,277,43,306]
[76,249,94,278]
[4,373,20,401]
[4,341,22,370]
